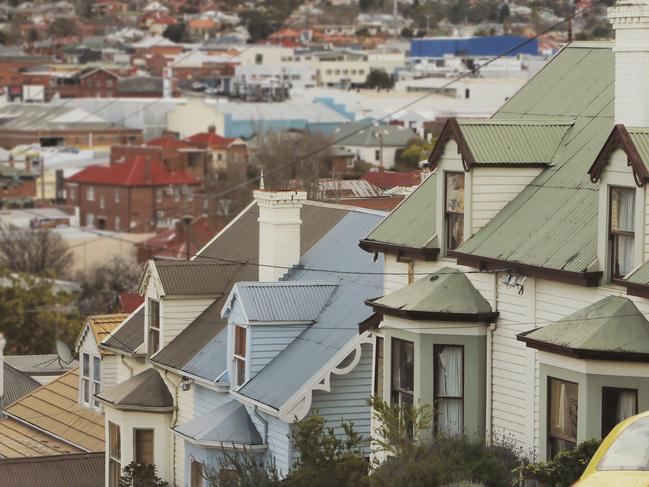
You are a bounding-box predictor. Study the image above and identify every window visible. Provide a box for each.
[434,345,464,436]
[255,54,263,64]
[346,158,355,169]
[610,186,635,279]
[191,459,204,487]
[233,325,247,387]
[134,429,154,465]
[465,88,470,99]
[99,194,105,209]
[444,172,465,251]
[174,187,180,202]
[148,299,160,356]
[109,422,121,487]
[597,415,649,471]
[69,186,75,200]
[115,188,120,203]
[548,377,578,458]
[81,352,90,404]
[602,387,637,437]
[93,356,101,407]
[374,336,384,398]
[87,186,95,201]
[391,338,414,407]
[374,150,380,162]
[115,216,121,231]
[86,213,95,227]
[156,188,163,203]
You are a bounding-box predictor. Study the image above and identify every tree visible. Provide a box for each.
[163,22,187,43]
[364,69,394,90]
[0,269,81,354]
[47,18,81,38]
[27,27,40,43]
[400,27,414,38]
[499,3,511,24]
[396,137,436,171]
[0,226,73,278]
[77,255,142,316]
[240,10,275,43]
[119,462,169,487]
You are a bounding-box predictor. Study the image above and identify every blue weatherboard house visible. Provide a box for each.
[410,35,539,58]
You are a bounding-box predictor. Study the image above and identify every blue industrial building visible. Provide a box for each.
[410,35,539,58]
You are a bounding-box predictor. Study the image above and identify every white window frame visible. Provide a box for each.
[233,324,247,388]
[87,186,95,201]
[156,187,163,203]
[148,299,161,356]
[81,352,102,410]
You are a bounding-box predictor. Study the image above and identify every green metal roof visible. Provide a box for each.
[363,172,436,249]
[332,122,415,147]
[457,119,573,165]
[626,261,649,285]
[627,128,649,172]
[457,43,615,274]
[373,267,494,317]
[520,296,649,355]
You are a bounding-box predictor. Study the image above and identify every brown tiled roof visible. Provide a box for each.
[5,368,104,452]
[0,419,81,458]
[0,452,104,486]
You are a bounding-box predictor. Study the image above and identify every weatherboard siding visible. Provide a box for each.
[101,355,118,390]
[471,167,541,235]
[175,384,193,487]
[249,325,308,376]
[194,385,229,417]
[309,343,373,451]
[161,297,213,347]
[265,414,292,475]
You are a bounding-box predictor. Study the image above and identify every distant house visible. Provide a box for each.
[0,164,37,204]
[184,126,248,173]
[332,122,415,168]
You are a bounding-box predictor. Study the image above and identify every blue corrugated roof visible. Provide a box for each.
[410,35,539,57]
[236,209,384,409]
[182,327,228,382]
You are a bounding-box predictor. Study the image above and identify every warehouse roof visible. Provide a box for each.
[0,105,124,132]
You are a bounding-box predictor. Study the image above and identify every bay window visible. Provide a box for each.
[602,387,637,437]
[233,325,247,387]
[109,422,121,487]
[148,299,160,356]
[434,345,464,436]
[548,377,578,458]
[445,172,465,251]
[609,186,635,279]
[391,338,414,407]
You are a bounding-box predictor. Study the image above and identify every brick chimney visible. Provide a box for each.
[610,0,649,125]
[254,190,307,281]
[207,125,216,134]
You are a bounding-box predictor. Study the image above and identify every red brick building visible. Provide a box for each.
[65,156,202,232]
[0,164,37,203]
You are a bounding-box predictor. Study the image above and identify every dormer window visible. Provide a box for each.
[148,299,160,355]
[445,172,465,251]
[609,186,635,280]
[233,325,247,387]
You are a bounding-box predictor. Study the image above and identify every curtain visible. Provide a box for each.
[619,235,635,276]
[617,189,635,232]
[437,346,463,436]
[617,390,637,423]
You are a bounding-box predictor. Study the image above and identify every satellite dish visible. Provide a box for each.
[56,339,74,365]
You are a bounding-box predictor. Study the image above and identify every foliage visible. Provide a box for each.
[0,268,81,354]
[367,395,433,458]
[163,22,188,43]
[516,439,601,487]
[370,435,526,487]
[77,255,142,315]
[0,226,73,278]
[364,69,394,90]
[47,18,81,38]
[396,137,437,171]
[499,3,511,23]
[400,27,414,38]
[287,415,369,487]
[119,462,169,487]
[204,452,282,487]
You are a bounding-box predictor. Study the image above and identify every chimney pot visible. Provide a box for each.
[208,125,216,134]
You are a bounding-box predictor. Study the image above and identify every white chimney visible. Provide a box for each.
[0,333,6,415]
[610,0,649,126]
[254,190,307,282]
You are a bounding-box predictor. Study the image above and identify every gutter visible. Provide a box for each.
[230,390,280,418]
[485,272,498,446]
[146,359,230,392]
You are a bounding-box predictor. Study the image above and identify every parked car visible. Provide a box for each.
[575,411,649,486]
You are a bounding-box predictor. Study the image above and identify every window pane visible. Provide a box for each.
[613,234,635,277]
[549,378,578,456]
[437,398,463,436]
[611,187,635,232]
[436,346,463,397]
[447,213,464,251]
[602,388,638,437]
[134,429,154,465]
[445,173,465,213]
[235,357,245,387]
[598,416,649,471]
[82,353,90,377]
[109,460,121,487]
[93,356,100,382]
[374,337,384,398]
[391,339,414,395]
[235,326,247,358]
[109,422,120,458]
[94,381,101,407]
[82,378,90,403]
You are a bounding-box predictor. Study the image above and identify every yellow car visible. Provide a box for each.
[575,410,649,486]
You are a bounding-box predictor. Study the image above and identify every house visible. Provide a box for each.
[332,122,415,168]
[95,194,384,485]
[4,354,77,385]
[358,5,649,463]
[65,155,202,232]
[184,126,248,173]
[0,164,37,203]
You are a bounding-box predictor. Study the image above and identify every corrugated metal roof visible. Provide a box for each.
[237,210,384,409]
[97,368,173,411]
[627,261,649,285]
[5,368,104,452]
[627,128,649,171]
[231,281,339,322]
[0,419,81,458]
[0,452,104,486]
[2,364,39,407]
[4,354,77,377]
[457,43,614,273]
[317,179,384,199]
[155,261,243,296]
[0,104,121,131]
[374,267,493,315]
[101,306,143,355]
[364,172,437,249]
[457,119,572,165]
[522,296,649,353]
[181,328,227,382]
[332,121,415,147]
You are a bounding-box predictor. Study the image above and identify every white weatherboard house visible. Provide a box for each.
[95,191,385,486]
[359,0,649,462]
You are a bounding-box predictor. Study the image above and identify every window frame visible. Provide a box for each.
[374,336,384,398]
[390,337,414,407]
[148,299,160,356]
[114,187,120,203]
[108,422,121,487]
[433,344,464,436]
[444,171,465,253]
[609,186,636,281]
[86,186,95,201]
[547,377,579,458]
[601,386,638,438]
[81,352,90,405]
[133,428,155,465]
[233,324,247,388]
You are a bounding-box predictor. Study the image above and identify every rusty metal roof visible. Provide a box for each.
[0,419,81,458]
[0,452,103,486]
[154,260,243,296]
